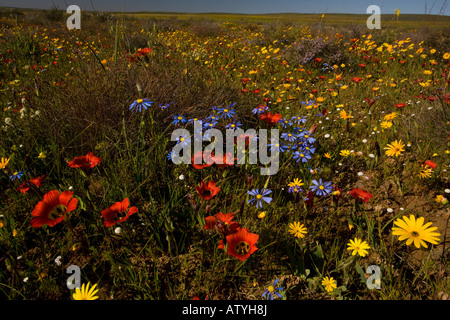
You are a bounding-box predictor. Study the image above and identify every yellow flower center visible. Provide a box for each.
[136,99,143,103]
[256,194,262,199]
[224,109,228,112]
[319,186,324,190]
[178,116,182,120]
[48,204,67,220]
[180,137,184,142]
[267,286,274,292]
[411,231,419,237]
[235,241,250,255]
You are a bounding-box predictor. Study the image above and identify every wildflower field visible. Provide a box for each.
[0,8,449,301]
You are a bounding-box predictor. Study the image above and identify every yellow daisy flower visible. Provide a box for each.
[347,238,371,257]
[321,276,337,292]
[0,157,10,170]
[288,222,307,239]
[384,140,405,157]
[72,282,99,300]
[392,215,441,249]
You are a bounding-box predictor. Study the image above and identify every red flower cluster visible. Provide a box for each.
[196,180,220,200]
[204,212,258,262]
[260,112,282,126]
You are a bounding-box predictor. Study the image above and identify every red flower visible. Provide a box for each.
[191,151,214,169]
[30,190,78,227]
[226,228,259,262]
[359,63,366,68]
[351,77,363,83]
[196,180,220,200]
[204,212,240,241]
[212,152,236,168]
[68,152,102,170]
[394,103,406,108]
[17,175,46,194]
[423,160,437,169]
[260,112,282,126]
[101,198,138,227]
[349,188,374,203]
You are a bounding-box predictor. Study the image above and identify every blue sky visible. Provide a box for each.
[0,0,448,14]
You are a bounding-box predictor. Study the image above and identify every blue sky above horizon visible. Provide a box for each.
[0,0,448,15]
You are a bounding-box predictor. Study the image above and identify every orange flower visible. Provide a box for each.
[68,152,102,170]
[30,190,78,227]
[191,151,214,169]
[101,198,138,227]
[196,180,220,200]
[226,228,259,262]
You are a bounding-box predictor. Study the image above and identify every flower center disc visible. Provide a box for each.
[411,231,420,237]
[136,99,143,103]
[256,194,262,199]
[48,204,67,220]
[235,241,250,255]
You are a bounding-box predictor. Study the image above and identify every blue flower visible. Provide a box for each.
[298,132,316,145]
[175,133,191,147]
[129,98,153,112]
[261,279,283,300]
[252,105,269,115]
[225,121,243,130]
[10,171,24,181]
[292,150,311,163]
[158,103,172,110]
[203,121,218,130]
[268,142,288,153]
[278,117,292,128]
[291,115,307,125]
[217,104,236,119]
[247,188,272,208]
[281,132,296,142]
[310,179,333,196]
[205,114,219,122]
[172,114,187,125]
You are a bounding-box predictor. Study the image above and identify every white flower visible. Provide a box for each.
[114,227,122,234]
[369,153,375,158]
[357,172,364,176]
[362,139,367,143]
[68,186,74,191]
[4,118,12,125]
[387,208,394,213]
[23,277,29,283]
[324,134,330,138]
[179,174,185,180]
[445,189,450,194]
[17,256,23,260]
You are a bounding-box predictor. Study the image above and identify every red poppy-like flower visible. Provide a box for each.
[68,152,102,170]
[30,190,78,227]
[212,152,236,168]
[351,77,363,83]
[226,228,259,262]
[349,188,374,203]
[191,151,214,169]
[394,103,406,108]
[204,212,240,242]
[359,63,366,68]
[423,160,437,169]
[196,180,220,200]
[260,112,282,126]
[101,198,138,227]
[17,175,46,194]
